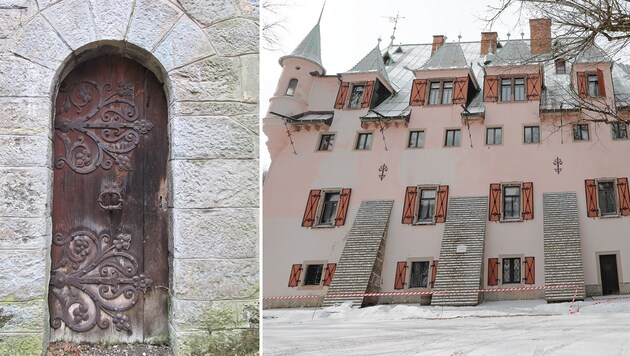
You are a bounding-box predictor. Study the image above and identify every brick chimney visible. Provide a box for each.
[481,32,497,55]
[431,35,445,56]
[530,18,551,54]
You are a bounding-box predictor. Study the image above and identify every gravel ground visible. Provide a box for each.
[46,342,174,356]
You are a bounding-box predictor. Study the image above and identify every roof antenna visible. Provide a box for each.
[383,11,405,48]
[318,0,326,25]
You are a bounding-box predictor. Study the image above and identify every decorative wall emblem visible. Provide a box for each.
[554,157,563,175]
[49,229,152,334]
[378,164,388,181]
[54,81,153,174]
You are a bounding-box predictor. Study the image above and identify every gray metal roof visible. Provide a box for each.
[421,42,468,70]
[575,44,612,63]
[279,23,324,73]
[345,44,391,87]
[490,39,534,66]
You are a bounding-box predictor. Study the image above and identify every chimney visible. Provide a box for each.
[431,35,445,56]
[481,32,497,55]
[530,18,551,54]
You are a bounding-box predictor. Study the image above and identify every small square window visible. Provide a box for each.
[349,84,365,108]
[408,130,425,148]
[318,192,340,225]
[587,75,600,97]
[573,124,590,141]
[503,186,521,220]
[524,126,540,144]
[597,181,617,216]
[486,127,503,145]
[303,264,324,285]
[612,122,628,140]
[409,261,430,288]
[444,129,461,147]
[355,132,372,150]
[318,134,335,151]
[502,257,521,284]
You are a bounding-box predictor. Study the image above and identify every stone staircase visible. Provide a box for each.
[322,200,394,307]
[431,196,488,306]
[543,192,586,301]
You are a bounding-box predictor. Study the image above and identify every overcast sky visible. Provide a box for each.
[260,0,525,168]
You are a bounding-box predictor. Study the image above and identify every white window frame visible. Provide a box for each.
[500,182,524,222]
[499,254,525,285]
[427,79,454,105]
[298,260,329,290]
[595,178,619,217]
[314,189,343,227]
[406,257,434,289]
[347,83,366,109]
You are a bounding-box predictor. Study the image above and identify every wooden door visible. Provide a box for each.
[599,254,620,296]
[49,56,168,342]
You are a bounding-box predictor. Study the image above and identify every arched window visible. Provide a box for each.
[286,78,298,96]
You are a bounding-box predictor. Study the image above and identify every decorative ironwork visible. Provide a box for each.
[98,180,123,210]
[378,164,388,181]
[49,229,152,334]
[554,157,563,174]
[54,81,153,174]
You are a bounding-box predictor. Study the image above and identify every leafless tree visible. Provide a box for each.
[262,0,291,51]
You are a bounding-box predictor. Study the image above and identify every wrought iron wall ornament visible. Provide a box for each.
[554,157,563,174]
[54,81,153,174]
[378,164,388,181]
[49,229,152,334]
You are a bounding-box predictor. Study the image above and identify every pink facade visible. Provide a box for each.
[264,17,630,307]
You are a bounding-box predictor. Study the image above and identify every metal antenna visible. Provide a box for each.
[317,0,326,25]
[383,11,405,48]
[283,119,298,155]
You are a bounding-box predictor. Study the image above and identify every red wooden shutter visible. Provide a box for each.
[452,76,469,104]
[361,81,375,108]
[489,183,502,221]
[524,257,535,285]
[577,72,587,98]
[585,179,599,217]
[522,182,534,220]
[488,258,499,286]
[430,260,439,288]
[617,178,630,216]
[394,261,407,289]
[323,263,336,286]
[435,185,449,223]
[526,73,541,101]
[401,186,418,224]
[483,75,499,102]
[301,189,321,227]
[335,82,349,109]
[409,79,427,106]
[335,188,352,226]
[597,68,606,97]
[288,264,302,287]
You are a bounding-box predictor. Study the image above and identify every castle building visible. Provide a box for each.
[263,15,630,308]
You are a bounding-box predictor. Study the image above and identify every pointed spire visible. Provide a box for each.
[278,2,325,74]
[346,41,391,86]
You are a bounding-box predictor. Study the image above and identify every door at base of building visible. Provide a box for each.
[599,254,620,296]
[49,55,168,343]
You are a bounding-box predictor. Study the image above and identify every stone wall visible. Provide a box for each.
[0,0,259,354]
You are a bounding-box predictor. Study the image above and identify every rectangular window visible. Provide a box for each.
[500,77,525,102]
[349,84,365,108]
[486,127,503,145]
[524,126,540,143]
[303,264,324,285]
[318,134,335,151]
[612,122,628,140]
[587,74,600,97]
[417,188,437,222]
[502,258,521,284]
[503,186,521,220]
[355,132,373,150]
[500,79,512,102]
[408,130,425,148]
[409,261,430,288]
[428,80,453,105]
[555,59,566,74]
[444,129,461,147]
[441,81,453,104]
[598,181,617,216]
[573,124,590,141]
[428,82,440,105]
[514,78,525,101]
[318,192,340,225]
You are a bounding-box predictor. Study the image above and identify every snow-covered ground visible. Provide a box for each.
[263,297,630,355]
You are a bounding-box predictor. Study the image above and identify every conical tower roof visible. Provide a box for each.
[278,7,325,74]
[345,43,391,87]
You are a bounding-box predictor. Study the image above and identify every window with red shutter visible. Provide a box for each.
[522,182,534,220]
[303,188,352,227]
[489,183,502,221]
[430,260,439,288]
[288,264,302,287]
[524,257,535,284]
[323,263,336,286]
[488,258,499,286]
[483,75,499,102]
[585,179,599,217]
[526,73,541,101]
[301,190,321,227]
[334,188,352,226]
[577,72,587,98]
[361,81,375,108]
[597,68,607,97]
[394,261,407,289]
[435,185,449,223]
[334,82,349,109]
[452,76,469,104]
[409,79,427,106]
[617,178,630,216]
[402,186,417,224]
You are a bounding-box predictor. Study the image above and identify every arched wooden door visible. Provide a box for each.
[49,56,168,343]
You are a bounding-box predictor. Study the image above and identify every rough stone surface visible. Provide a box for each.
[0,300,46,332]
[236,113,259,135]
[0,217,49,249]
[172,258,258,299]
[126,0,181,52]
[170,56,242,102]
[0,54,54,96]
[0,135,50,167]
[238,0,258,18]
[153,16,214,71]
[177,0,237,27]
[0,98,52,136]
[170,101,257,116]
[0,0,27,8]
[172,208,257,259]
[0,333,43,356]
[0,249,47,301]
[0,9,21,38]
[240,54,259,102]
[206,18,258,56]
[43,0,96,50]
[171,159,258,208]
[171,299,240,332]
[0,168,50,217]
[174,329,258,356]
[171,116,256,159]
[90,0,133,41]
[12,14,70,69]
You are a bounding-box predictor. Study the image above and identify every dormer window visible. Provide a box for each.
[587,74,600,97]
[348,84,365,108]
[500,77,525,102]
[577,70,606,98]
[285,79,298,96]
[428,80,453,105]
[555,59,566,74]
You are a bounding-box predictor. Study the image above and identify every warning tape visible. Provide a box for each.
[592,295,630,306]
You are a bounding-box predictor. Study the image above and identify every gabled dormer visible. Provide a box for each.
[572,45,613,101]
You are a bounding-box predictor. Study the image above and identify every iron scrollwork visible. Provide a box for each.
[49,229,152,334]
[54,81,153,174]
